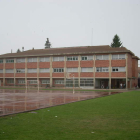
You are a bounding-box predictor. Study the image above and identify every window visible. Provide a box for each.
[81,68,93,72]
[80,79,94,87]
[6,59,14,63]
[66,79,79,87]
[53,57,64,61]
[40,57,50,62]
[55,80,64,84]
[27,58,37,62]
[16,69,25,73]
[6,69,14,73]
[16,58,25,63]
[67,56,78,61]
[7,79,14,84]
[112,54,125,60]
[67,68,78,72]
[39,68,50,73]
[96,67,109,72]
[42,80,50,84]
[112,67,125,72]
[0,59,3,63]
[18,80,25,84]
[96,55,109,60]
[28,80,38,84]
[53,68,64,73]
[81,56,93,61]
[0,69,3,73]
[27,69,37,73]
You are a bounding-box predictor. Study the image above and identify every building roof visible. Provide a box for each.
[0,45,139,59]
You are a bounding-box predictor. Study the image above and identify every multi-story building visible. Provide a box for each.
[0,45,139,89]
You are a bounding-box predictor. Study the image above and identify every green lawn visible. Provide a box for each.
[0,91,140,140]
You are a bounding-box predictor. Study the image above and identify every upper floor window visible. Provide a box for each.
[39,68,50,73]
[0,59,3,63]
[40,57,50,62]
[81,67,93,72]
[0,69,3,73]
[53,68,64,73]
[16,58,25,63]
[96,67,109,72]
[67,56,78,61]
[16,69,25,73]
[112,54,125,60]
[6,69,14,73]
[27,69,37,73]
[27,58,37,62]
[53,57,64,61]
[67,68,78,72]
[96,55,109,60]
[81,56,93,61]
[6,59,14,63]
[112,67,125,72]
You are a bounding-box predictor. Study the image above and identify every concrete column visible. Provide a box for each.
[37,57,39,83]
[94,54,96,89]
[78,55,80,88]
[126,53,128,89]
[64,56,66,87]
[3,59,5,86]
[109,54,111,89]
[14,58,16,86]
[50,56,52,87]
[25,58,27,84]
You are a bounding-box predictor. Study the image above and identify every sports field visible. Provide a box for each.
[0,90,140,140]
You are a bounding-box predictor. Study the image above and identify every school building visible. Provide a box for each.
[0,45,139,89]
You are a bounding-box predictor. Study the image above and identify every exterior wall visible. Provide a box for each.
[132,59,138,78]
[95,60,109,67]
[52,73,64,77]
[80,61,94,67]
[5,73,14,77]
[52,62,64,68]
[15,63,25,69]
[66,61,79,67]
[111,60,126,67]
[80,72,93,77]
[15,73,25,77]
[127,53,132,78]
[39,73,50,77]
[27,73,37,77]
[5,63,14,69]
[39,62,50,68]
[111,72,126,77]
[0,64,4,69]
[95,72,109,77]
[27,62,37,68]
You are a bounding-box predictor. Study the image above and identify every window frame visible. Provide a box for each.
[16,69,25,73]
[81,67,93,72]
[39,57,50,62]
[67,68,78,72]
[53,68,64,73]
[96,67,109,72]
[112,54,125,60]
[6,59,14,63]
[96,55,109,60]
[27,68,37,73]
[81,56,93,61]
[67,56,78,61]
[27,58,37,62]
[112,67,125,72]
[53,57,64,61]
[16,58,25,63]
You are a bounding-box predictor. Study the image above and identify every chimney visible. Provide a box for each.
[22,47,24,52]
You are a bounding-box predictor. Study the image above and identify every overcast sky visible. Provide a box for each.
[0,0,140,63]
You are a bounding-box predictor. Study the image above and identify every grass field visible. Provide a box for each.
[0,91,140,140]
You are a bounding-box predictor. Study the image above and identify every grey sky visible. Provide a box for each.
[0,0,140,63]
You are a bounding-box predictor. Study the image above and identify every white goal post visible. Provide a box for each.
[26,80,40,91]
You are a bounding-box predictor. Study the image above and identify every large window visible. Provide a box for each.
[96,55,109,60]
[80,79,94,87]
[81,56,93,61]
[112,54,125,60]
[16,58,25,63]
[40,57,50,62]
[96,67,109,72]
[6,69,14,73]
[67,56,78,61]
[66,79,79,87]
[16,69,25,73]
[81,68,93,72]
[55,80,64,84]
[53,68,64,73]
[67,68,78,72]
[42,80,50,84]
[6,59,14,63]
[53,57,64,61]
[28,80,38,84]
[27,58,37,62]
[27,69,37,73]
[112,67,125,72]
[18,80,25,84]
[39,68,50,73]
[0,59,3,63]
[7,79,14,84]
[0,69,3,73]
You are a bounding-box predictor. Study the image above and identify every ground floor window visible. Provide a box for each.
[18,80,25,84]
[66,79,79,87]
[41,80,50,84]
[55,80,64,84]
[28,80,38,84]
[80,79,94,87]
[7,79,14,84]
